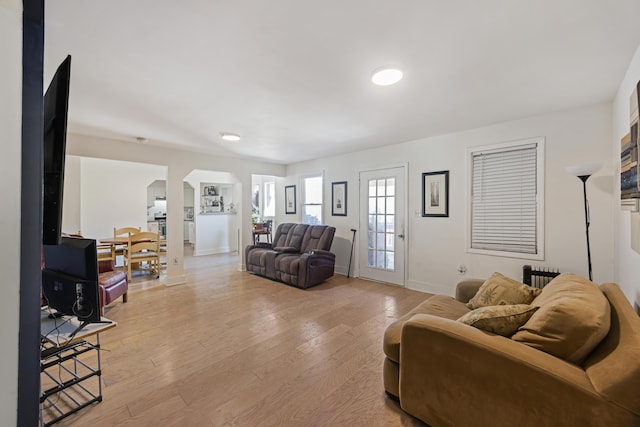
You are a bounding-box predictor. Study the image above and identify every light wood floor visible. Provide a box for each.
[46,251,431,426]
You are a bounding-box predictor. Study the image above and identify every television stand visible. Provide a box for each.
[40,308,116,426]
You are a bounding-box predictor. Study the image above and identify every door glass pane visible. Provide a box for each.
[368,215,376,232]
[386,197,395,214]
[386,252,395,269]
[386,178,395,196]
[386,233,395,251]
[386,215,395,233]
[366,177,397,271]
[369,180,377,197]
[368,231,375,249]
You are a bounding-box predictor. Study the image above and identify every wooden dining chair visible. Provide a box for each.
[122,231,161,281]
[114,226,141,238]
[112,226,141,263]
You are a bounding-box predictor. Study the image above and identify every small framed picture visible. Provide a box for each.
[422,171,449,217]
[285,185,296,214]
[331,181,347,216]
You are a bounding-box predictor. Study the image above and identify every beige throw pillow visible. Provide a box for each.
[467,272,541,310]
[511,274,610,364]
[458,304,539,337]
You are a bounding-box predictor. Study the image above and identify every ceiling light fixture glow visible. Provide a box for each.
[220,132,241,142]
[371,67,403,86]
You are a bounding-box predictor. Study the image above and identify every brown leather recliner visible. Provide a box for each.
[245,223,336,289]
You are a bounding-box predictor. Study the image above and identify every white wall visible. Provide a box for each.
[612,43,640,307]
[0,1,22,424]
[61,155,82,234]
[74,157,166,239]
[286,103,615,296]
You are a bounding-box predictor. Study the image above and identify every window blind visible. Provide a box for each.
[471,143,538,254]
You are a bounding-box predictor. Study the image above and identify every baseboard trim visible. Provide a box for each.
[160,273,187,287]
[194,246,231,256]
[406,279,454,297]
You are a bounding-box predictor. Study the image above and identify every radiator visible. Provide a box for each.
[522,265,560,289]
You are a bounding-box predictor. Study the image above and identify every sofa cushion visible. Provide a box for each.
[457,304,539,337]
[300,225,336,253]
[467,272,541,309]
[512,274,611,364]
[383,295,470,363]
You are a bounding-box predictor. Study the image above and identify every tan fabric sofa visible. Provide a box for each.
[383,274,640,427]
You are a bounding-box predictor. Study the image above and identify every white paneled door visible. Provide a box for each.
[359,167,406,286]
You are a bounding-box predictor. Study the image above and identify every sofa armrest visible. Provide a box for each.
[399,314,604,427]
[245,242,273,253]
[454,278,485,303]
[296,250,336,288]
[307,249,336,259]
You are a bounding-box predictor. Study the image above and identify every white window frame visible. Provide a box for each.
[301,173,323,225]
[467,137,545,260]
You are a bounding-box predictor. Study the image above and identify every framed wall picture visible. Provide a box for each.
[332,181,347,216]
[422,171,449,217]
[285,185,296,214]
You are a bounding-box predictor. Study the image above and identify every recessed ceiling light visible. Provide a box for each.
[220,132,241,141]
[371,67,403,86]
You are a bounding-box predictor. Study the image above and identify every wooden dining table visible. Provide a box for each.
[99,236,167,245]
[98,236,166,260]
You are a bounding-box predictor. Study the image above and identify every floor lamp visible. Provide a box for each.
[564,163,602,281]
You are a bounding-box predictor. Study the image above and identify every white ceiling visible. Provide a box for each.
[45,0,640,165]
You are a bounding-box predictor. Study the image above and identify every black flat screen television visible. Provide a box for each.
[42,236,101,323]
[42,55,71,246]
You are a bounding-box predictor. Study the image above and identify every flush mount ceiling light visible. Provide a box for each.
[371,67,403,86]
[220,132,241,141]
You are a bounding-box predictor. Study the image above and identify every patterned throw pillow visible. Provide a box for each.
[457,304,539,337]
[467,272,541,309]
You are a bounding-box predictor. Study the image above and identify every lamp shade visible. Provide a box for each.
[564,162,603,177]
